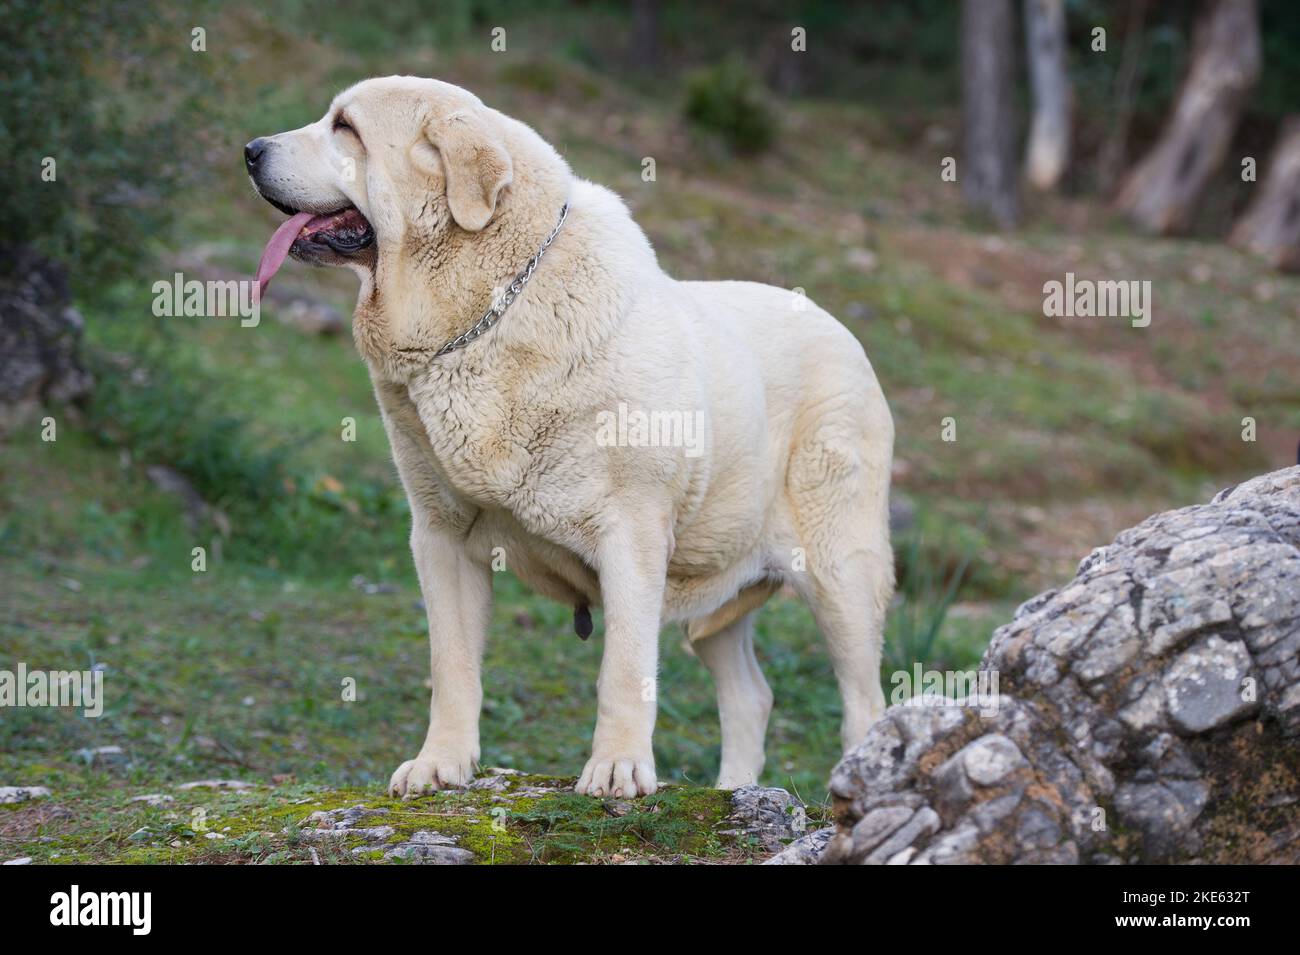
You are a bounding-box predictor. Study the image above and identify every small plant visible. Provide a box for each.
[885,521,977,676]
[683,58,776,155]
[2,0,221,290]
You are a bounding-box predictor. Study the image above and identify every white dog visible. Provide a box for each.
[246,76,894,798]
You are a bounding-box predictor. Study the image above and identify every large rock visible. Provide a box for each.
[0,245,93,435]
[820,467,1300,864]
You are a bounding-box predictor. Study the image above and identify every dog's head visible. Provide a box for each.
[247,76,563,292]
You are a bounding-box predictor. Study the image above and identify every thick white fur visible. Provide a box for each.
[252,77,894,798]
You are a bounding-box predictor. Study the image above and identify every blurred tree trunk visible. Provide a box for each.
[1023,0,1070,191]
[1096,0,1149,194]
[1229,117,1300,270]
[1115,0,1261,234]
[630,0,660,71]
[962,0,1020,226]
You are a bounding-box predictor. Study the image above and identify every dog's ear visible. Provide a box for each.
[426,109,512,231]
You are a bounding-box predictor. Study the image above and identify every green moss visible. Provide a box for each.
[8,775,787,865]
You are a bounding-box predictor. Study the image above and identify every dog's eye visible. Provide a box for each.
[332,115,354,135]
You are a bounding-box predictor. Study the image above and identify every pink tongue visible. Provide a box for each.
[255,212,316,296]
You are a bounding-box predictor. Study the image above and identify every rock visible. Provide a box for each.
[0,245,94,436]
[300,804,389,831]
[954,734,1027,786]
[301,825,394,842]
[1163,636,1256,733]
[382,843,475,864]
[129,793,174,806]
[299,805,471,864]
[723,785,808,853]
[0,786,51,804]
[381,830,476,865]
[176,779,256,791]
[824,467,1300,865]
[762,827,835,865]
[860,807,941,864]
[469,773,513,792]
[3,857,34,865]
[297,805,395,844]
[75,745,128,768]
[848,806,915,857]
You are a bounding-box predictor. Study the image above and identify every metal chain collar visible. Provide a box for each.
[433,202,570,358]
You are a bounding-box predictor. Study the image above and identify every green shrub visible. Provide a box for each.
[0,0,220,289]
[683,58,776,155]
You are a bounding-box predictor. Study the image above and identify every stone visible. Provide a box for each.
[176,779,256,791]
[1163,636,1256,734]
[300,825,394,842]
[821,467,1300,865]
[0,786,51,804]
[128,793,174,806]
[0,246,93,436]
[958,734,1027,786]
[296,805,473,863]
[762,827,835,865]
[375,830,472,865]
[75,745,128,767]
[383,843,475,865]
[724,785,808,853]
[850,806,914,857]
[862,807,941,864]
[301,804,389,830]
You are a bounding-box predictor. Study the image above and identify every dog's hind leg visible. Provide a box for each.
[693,610,772,789]
[786,397,895,754]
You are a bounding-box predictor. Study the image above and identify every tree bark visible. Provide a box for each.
[962,0,1020,226]
[1114,0,1261,234]
[1023,0,1070,191]
[1229,116,1300,271]
[1096,0,1149,194]
[630,0,660,71]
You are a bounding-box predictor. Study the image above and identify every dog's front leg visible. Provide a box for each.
[575,511,669,798]
[389,519,492,798]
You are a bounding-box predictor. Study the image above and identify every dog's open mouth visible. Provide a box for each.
[255,205,374,295]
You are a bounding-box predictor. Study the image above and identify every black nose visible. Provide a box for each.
[244,138,269,169]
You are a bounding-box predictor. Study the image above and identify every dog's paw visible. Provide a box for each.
[388,752,477,799]
[575,754,657,798]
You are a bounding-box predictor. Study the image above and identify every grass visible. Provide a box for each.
[1,482,984,799]
[4,1,1299,863]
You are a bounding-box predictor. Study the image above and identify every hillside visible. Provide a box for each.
[3,3,1298,864]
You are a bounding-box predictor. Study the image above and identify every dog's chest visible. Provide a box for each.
[380,365,588,527]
